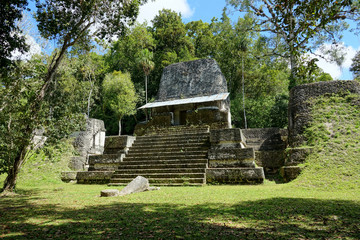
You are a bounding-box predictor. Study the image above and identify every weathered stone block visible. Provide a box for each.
[134,115,172,136]
[69,156,86,171]
[186,108,228,127]
[104,136,135,152]
[280,166,302,182]
[209,128,245,145]
[206,168,265,184]
[285,147,313,166]
[255,150,285,168]
[76,171,114,184]
[208,159,255,168]
[61,171,78,182]
[119,176,150,196]
[71,118,106,156]
[208,147,254,159]
[101,189,120,197]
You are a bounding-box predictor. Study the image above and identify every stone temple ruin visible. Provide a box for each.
[135,59,231,135]
[62,59,300,185]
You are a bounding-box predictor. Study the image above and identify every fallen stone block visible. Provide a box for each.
[145,187,161,191]
[119,176,150,196]
[61,171,78,182]
[280,166,302,182]
[101,189,120,197]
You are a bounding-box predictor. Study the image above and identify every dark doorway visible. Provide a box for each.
[180,111,187,125]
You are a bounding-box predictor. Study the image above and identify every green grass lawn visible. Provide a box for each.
[1,178,360,239]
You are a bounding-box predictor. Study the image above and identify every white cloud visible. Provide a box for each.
[11,34,42,61]
[312,43,359,80]
[137,0,194,25]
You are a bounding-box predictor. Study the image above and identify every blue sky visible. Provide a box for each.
[22,0,360,80]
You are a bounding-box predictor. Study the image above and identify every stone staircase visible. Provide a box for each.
[108,128,210,186]
[242,128,288,179]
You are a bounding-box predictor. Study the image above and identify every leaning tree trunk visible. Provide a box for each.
[2,142,30,192]
[2,40,69,193]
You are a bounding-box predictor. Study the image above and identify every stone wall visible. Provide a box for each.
[69,118,106,170]
[288,80,360,147]
[241,128,287,176]
[283,80,360,181]
[206,128,265,184]
[134,101,230,136]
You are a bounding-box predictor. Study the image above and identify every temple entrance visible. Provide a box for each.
[180,110,187,125]
[174,110,187,125]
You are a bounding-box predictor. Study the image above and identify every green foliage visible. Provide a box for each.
[0,53,88,177]
[151,9,196,94]
[293,94,360,190]
[350,50,360,81]
[227,0,356,87]
[35,0,146,43]
[102,71,137,134]
[0,0,29,69]
[105,23,155,103]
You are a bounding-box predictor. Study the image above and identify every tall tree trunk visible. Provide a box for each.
[118,118,122,136]
[145,75,148,104]
[87,81,93,117]
[242,55,247,129]
[288,3,297,90]
[2,143,30,192]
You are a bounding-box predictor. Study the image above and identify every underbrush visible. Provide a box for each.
[17,139,75,187]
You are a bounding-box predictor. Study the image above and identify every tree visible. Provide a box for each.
[106,23,155,101]
[102,71,137,135]
[350,50,360,81]
[136,49,155,104]
[227,0,357,88]
[0,0,29,70]
[1,0,147,193]
[151,9,195,95]
[186,20,216,58]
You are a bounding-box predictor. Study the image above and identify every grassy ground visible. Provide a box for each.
[1,179,360,239]
[1,93,360,239]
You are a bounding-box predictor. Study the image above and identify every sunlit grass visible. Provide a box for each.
[1,180,360,239]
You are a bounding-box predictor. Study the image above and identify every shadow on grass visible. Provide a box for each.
[1,193,359,239]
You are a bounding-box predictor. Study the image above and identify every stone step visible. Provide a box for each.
[89,154,120,162]
[120,159,207,165]
[246,143,286,151]
[128,146,209,154]
[124,154,207,161]
[103,149,126,154]
[111,172,205,179]
[117,163,207,169]
[113,168,206,174]
[132,140,209,147]
[109,177,205,185]
[126,151,207,158]
[131,141,209,148]
[142,127,210,136]
[136,133,210,141]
